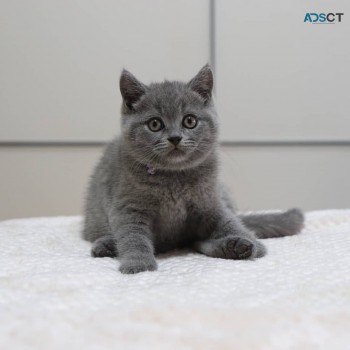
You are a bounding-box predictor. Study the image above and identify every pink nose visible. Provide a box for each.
[167,136,182,145]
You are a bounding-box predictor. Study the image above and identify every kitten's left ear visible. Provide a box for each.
[188,64,213,104]
[120,69,147,110]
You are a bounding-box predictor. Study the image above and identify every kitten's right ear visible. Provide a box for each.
[188,64,213,104]
[120,69,147,110]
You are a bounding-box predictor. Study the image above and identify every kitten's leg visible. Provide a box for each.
[193,209,266,260]
[91,235,117,258]
[194,236,266,259]
[117,231,157,274]
[109,211,157,274]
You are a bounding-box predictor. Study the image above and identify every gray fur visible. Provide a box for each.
[83,65,304,274]
[239,208,304,239]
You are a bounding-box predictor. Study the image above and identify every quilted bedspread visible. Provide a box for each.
[0,210,349,349]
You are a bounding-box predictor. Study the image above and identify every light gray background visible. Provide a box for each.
[1,0,349,219]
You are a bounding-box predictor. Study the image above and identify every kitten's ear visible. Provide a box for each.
[188,64,213,104]
[120,69,147,110]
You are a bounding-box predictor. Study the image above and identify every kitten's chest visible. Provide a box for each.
[150,178,213,252]
[152,187,188,234]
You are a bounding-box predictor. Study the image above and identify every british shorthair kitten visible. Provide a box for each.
[82,65,304,274]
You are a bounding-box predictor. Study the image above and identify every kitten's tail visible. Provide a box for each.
[239,208,304,239]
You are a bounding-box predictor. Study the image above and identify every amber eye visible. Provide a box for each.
[182,114,198,129]
[147,118,164,132]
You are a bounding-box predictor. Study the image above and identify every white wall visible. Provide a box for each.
[1,145,349,220]
[0,0,349,220]
[0,0,210,142]
[216,0,350,142]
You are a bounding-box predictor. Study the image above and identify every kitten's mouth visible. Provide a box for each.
[167,147,186,158]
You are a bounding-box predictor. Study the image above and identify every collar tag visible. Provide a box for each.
[147,165,156,175]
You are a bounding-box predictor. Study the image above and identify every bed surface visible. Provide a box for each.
[0,210,349,349]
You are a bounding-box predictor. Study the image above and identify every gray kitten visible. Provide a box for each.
[82,65,304,274]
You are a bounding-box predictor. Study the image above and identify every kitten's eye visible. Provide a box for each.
[147,118,164,132]
[182,114,198,129]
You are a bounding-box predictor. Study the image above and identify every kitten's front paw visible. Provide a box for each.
[119,256,157,274]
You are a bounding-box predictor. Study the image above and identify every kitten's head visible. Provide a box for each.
[120,65,218,170]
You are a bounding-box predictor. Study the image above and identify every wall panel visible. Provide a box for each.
[0,0,210,142]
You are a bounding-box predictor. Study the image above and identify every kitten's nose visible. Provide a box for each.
[167,136,182,146]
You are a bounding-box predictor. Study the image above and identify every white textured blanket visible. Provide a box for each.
[0,210,349,350]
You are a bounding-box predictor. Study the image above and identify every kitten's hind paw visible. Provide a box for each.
[194,236,265,260]
[119,256,157,274]
[223,236,266,259]
[224,237,255,259]
[255,241,267,258]
[91,235,117,258]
